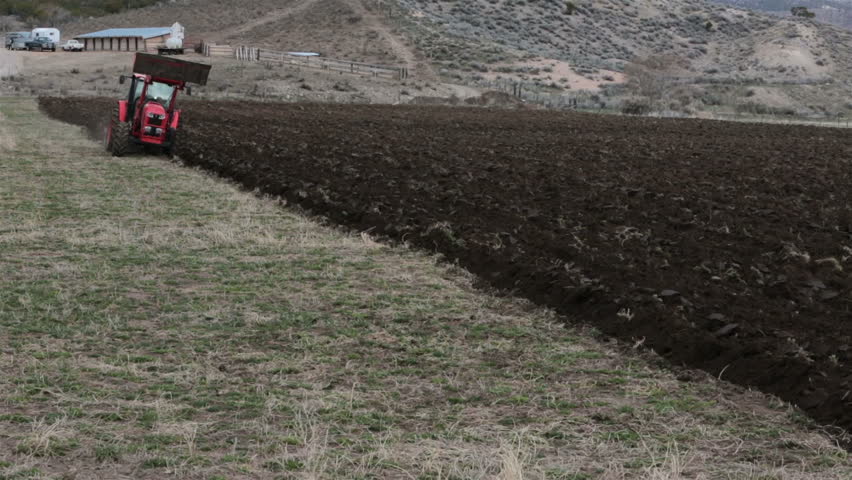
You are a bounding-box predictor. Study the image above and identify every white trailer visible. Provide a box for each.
[31,28,60,44]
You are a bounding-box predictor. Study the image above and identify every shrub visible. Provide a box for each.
[564,1,577,15]
[700,93,722,106]
[621,100,651,115]
[791,6,815,18]
[735,102,795,116]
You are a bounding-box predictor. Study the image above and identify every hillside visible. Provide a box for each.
[60,0,424,69]
[389,0,852,114]
[52,0,852,115]
[716,0,852,29]
[0,0,160,23]
[395,0,852,83]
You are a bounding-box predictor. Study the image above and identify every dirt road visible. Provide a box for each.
[342,0,435,78]
[223,0,323,37]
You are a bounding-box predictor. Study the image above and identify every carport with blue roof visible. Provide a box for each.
[75,27,172,52]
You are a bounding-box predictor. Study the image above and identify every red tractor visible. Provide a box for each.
[106,53,211,157]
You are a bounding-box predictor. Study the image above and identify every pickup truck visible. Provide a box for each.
[61,39,84,52]
[25,37,56,52]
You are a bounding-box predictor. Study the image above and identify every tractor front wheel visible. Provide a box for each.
[108,107,131,157]
[111,122,130,157]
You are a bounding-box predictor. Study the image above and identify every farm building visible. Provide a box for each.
[75,23,184,52]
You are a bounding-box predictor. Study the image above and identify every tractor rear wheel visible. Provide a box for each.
[109,107,131,157]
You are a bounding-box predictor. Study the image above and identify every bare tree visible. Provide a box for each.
[624,55,688,110]
[44,6,71,27]
[0,16,15,33]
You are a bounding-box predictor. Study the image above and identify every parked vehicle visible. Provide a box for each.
[31,27,60,44]
[9,36,30,51]
[25,37,56,52]
[61,39,84,52]
[5,32,30,49]
[156,37,184,55]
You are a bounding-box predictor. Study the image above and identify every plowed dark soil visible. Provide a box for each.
[40,97,852,439]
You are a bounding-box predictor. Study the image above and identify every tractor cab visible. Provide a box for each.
[107,53,210,157]
[121,74,186,147]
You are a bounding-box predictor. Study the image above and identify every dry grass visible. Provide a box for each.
[0,96,851,479]
[0,110,15,151]
[14,417,75,457]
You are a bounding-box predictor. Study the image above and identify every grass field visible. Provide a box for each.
[0,97,850,479]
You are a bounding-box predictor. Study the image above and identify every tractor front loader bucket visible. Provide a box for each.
[132,52,212,85]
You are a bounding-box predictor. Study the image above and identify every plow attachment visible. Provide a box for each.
[132,52,211,85]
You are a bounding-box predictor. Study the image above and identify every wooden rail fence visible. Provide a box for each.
[203,43,234,57]
[229,45,408,80]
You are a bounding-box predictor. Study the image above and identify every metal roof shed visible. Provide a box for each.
[75,27,173,52]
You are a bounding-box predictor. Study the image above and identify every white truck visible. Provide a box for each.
[62,39,84,52]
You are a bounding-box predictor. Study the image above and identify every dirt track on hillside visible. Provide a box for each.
[40,96,852,440]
